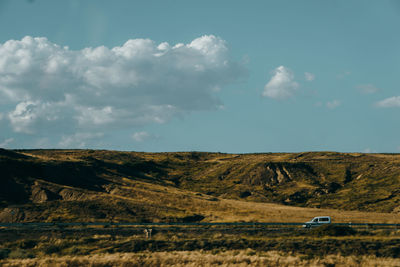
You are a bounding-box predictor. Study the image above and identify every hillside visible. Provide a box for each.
[0,149,399,223]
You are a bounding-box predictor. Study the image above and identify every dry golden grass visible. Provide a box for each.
[3,170,399,223]
[4,149,400,224]
[99,179,400,223]
[216,199,400,223]
[2,250,400,267]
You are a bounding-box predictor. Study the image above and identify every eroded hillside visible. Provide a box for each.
[1,149,399,222]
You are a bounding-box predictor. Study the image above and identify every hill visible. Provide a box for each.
[0,149,399,223]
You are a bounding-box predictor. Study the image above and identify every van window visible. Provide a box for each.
[320,218,329,222]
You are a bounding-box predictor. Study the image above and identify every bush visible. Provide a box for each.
[181,214,205,223]
[63,246,84,255]
[8,249,35,259]
[44,245,61,254]
[0,248,10,259]
[17,239,37,249]
[239,191,251,198]
[310,224,357,236]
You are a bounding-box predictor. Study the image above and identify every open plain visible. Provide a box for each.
[1,149,400,266]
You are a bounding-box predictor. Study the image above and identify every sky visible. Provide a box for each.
[0,0,399,153]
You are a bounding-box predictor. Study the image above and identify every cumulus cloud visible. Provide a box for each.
[0,35,243,145]
[375,96,400,108]
[356,84,380,94]
[304,72,315,81]
[262,66,299,99]
[326,100,341,109]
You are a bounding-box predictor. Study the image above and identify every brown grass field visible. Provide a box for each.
[1,223,400,266]
[2,250,400,267]
[1,149,400,266]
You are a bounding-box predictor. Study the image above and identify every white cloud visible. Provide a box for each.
[262,66,299,99]
[356,84,380,94]
[375,96,400,108]
[326,100,341,109]
[132,131,154,142]
[304,72,315,81]
[316,100,341,109]
[0,138,14,148]
[35,138,52,149]
[58,132,104,148]
[0,35,243,144]
[315,101,323,107]
[363,148,372,153]
[337,71,351,79]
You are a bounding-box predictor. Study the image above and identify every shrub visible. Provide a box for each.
[44,245,61,254]
[17,239,37,249]
[239,191,252,198]
[8,249,35,259]
[310,224,357,236]
[181,214,205,223]
[0,248,10,259]
[63,246,82,255]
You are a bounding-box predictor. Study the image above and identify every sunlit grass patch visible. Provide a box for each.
[2,250,400,267]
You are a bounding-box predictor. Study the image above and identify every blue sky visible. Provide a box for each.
[0,0,399,153]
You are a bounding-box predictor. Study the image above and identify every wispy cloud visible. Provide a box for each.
[58,132,104,148]
[262,66,299,99]
[316,100,341,109]
[132,131,156,142]
[326,100,341,109]
[0,138,14,148]
[337,71,351,79]
[375,96,400,108]
[363,148,373,153]
[356,84,380,94]
[304,72,315,81]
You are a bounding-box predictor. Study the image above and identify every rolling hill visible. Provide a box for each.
[1,149,399,223]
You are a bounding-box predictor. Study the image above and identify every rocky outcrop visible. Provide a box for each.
[31,185,60,203]
[59,188,95,201]
[0,208,25,222]
[246,163,294,186]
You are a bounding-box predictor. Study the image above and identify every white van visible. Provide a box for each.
[303,216,331,228]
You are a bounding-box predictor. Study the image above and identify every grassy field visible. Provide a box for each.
[1,149,400,223]
[1,225,399,266]
[1,149,400,265]
[2,250,400,267]
[2,177,400,224]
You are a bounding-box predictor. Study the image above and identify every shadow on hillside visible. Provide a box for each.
[81,156,170,185]
[0,152,174,206]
